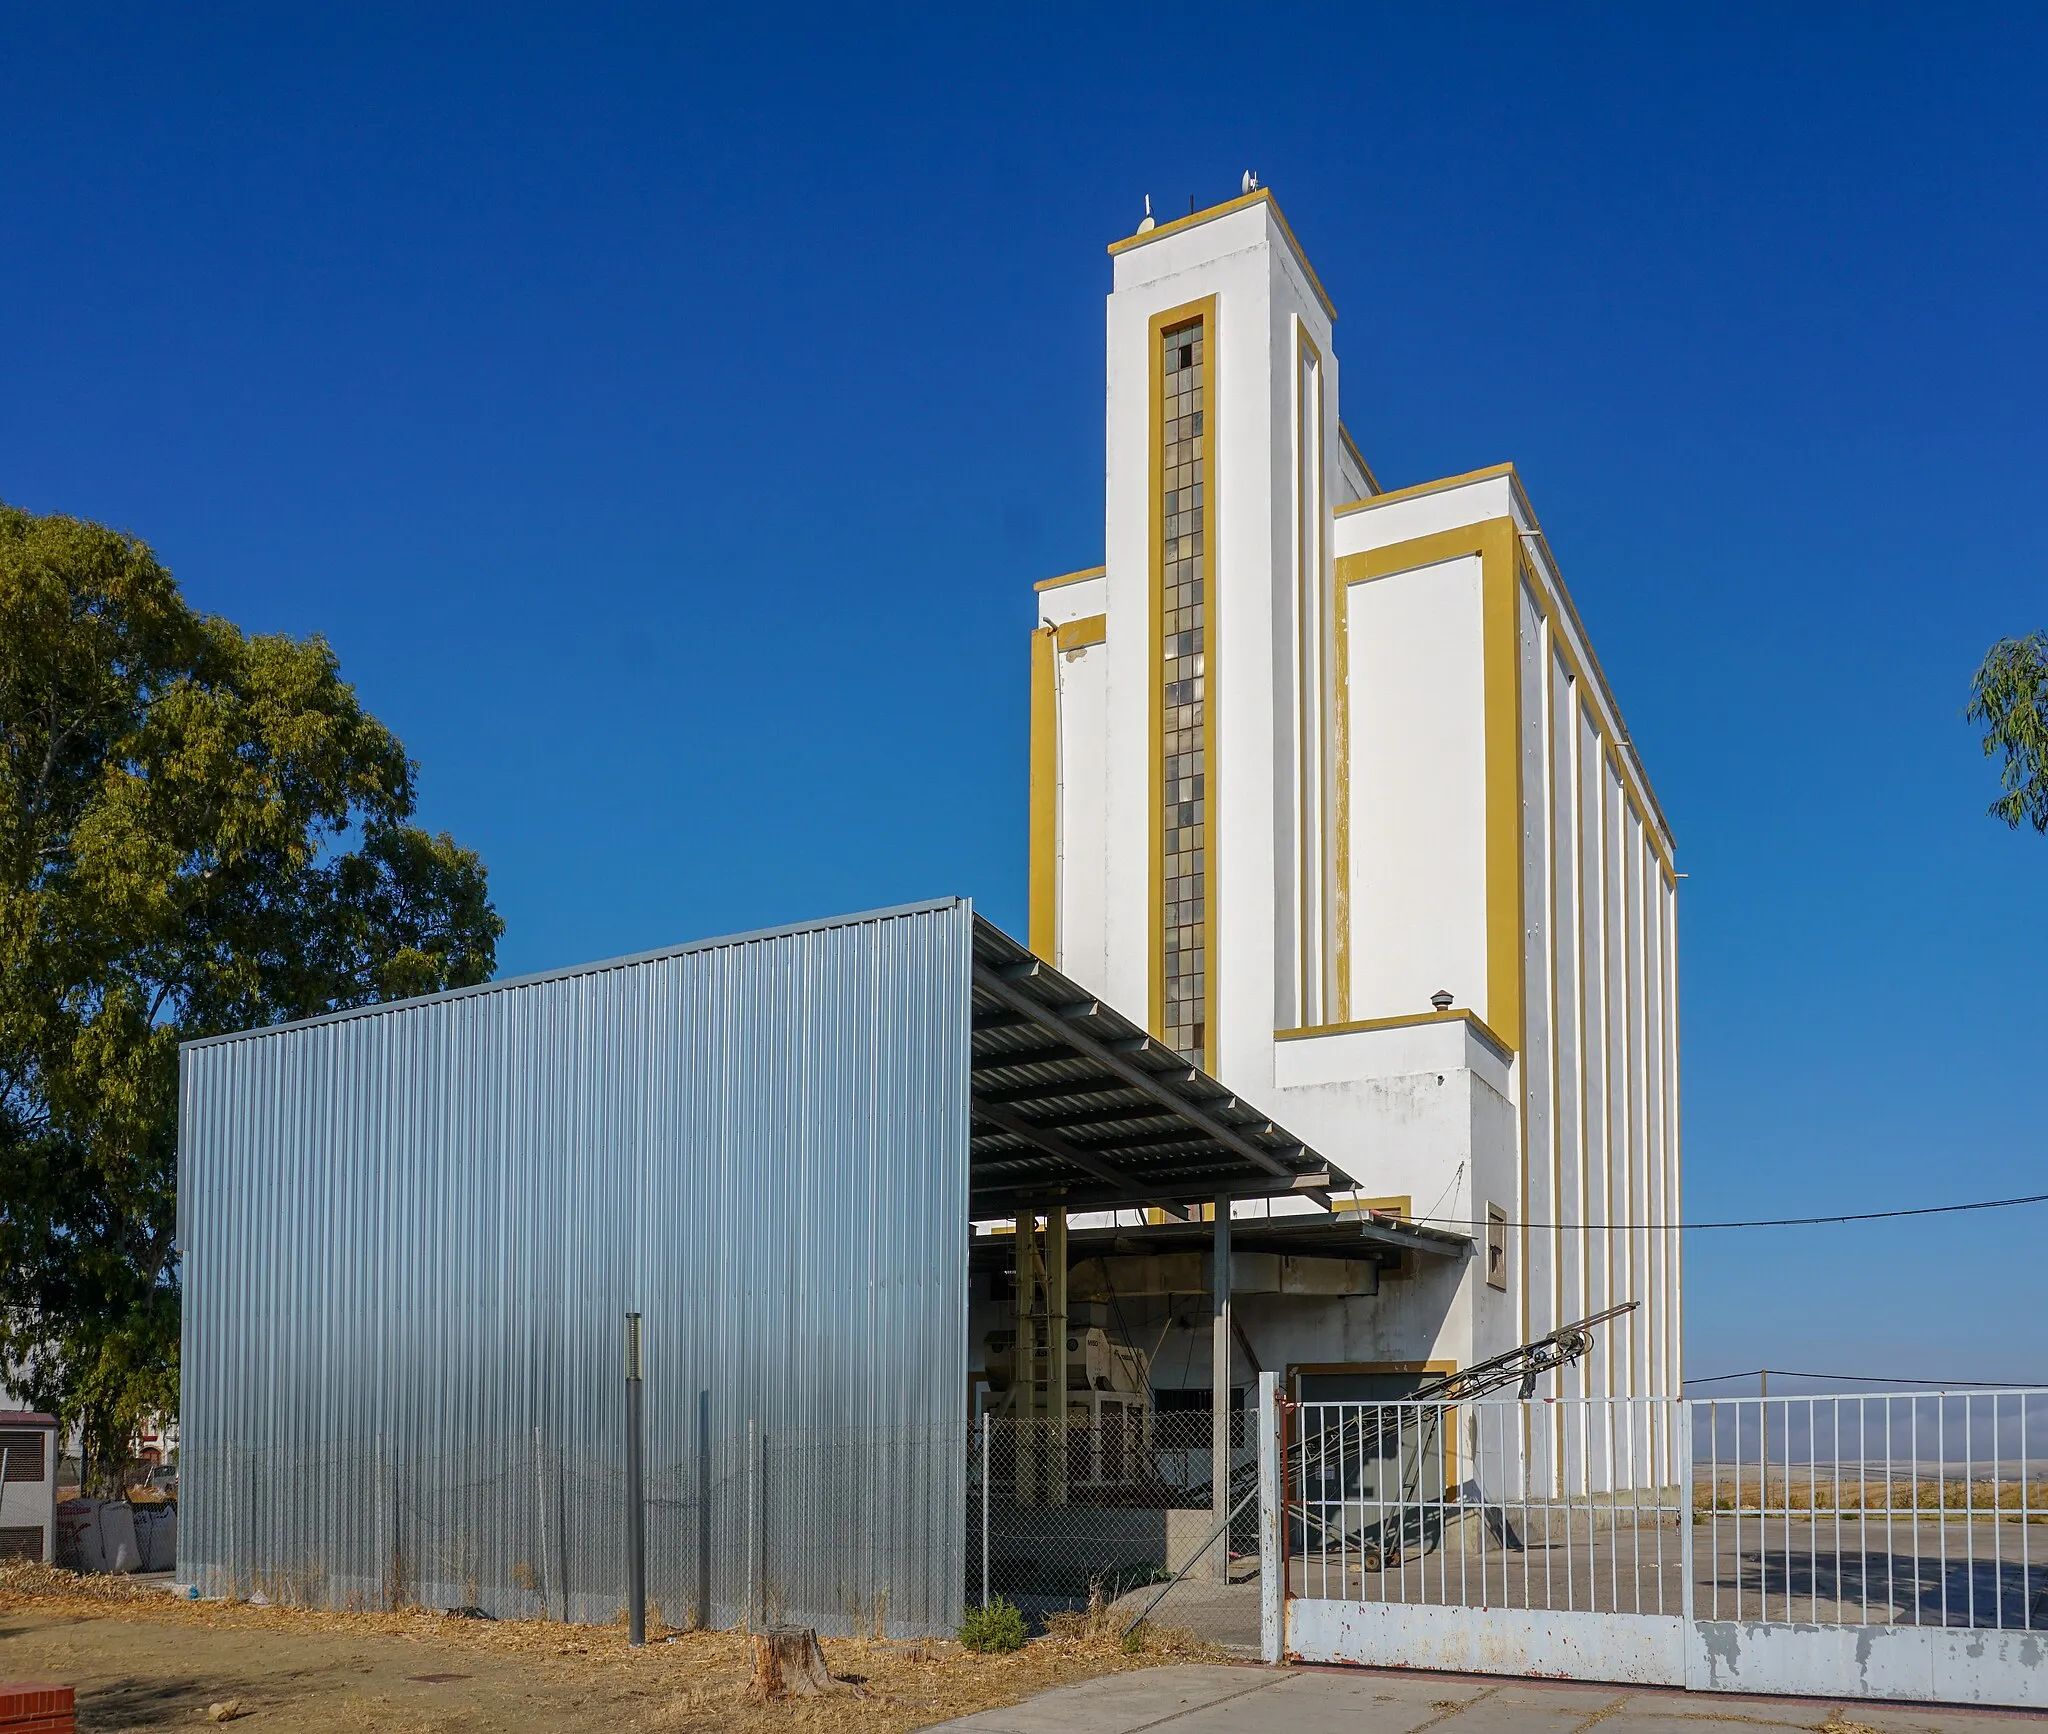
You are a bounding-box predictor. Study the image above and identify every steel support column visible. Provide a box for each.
[1212,1195,1232,1576]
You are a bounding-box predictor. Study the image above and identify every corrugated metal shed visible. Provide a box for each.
[179,897,972,1634]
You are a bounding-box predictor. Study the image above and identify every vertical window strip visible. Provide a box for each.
[1160,317,1207,1065]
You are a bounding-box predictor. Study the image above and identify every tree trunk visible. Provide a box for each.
[744,1626,836,1702]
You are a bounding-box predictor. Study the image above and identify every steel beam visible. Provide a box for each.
[971,967,1319,1195]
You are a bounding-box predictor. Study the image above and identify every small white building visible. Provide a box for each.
[0,1410,60,1564]
[1025,188,1680,1404]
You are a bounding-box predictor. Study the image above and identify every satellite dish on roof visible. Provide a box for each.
[1241,170,1260,194]
[1136,195,1154,234]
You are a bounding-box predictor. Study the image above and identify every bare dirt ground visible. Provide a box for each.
[0,1564,1212,1734]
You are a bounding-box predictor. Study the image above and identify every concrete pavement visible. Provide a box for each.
[931,1663,2047,1734]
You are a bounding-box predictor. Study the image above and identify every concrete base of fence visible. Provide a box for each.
[1690,1621,2048,1708]
[1165,1511,1216,1579]
[1286,1601,1688,1686]
[1284,1604,2048,1709]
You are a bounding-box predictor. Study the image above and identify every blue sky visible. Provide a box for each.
[4,5,2043,1383]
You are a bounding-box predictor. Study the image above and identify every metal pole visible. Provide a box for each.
[757,1425,770,1625]
[980,1415,991,1609]
[533,1428,551,1619]
[557,1436,570,1622]
[695,1390,711,1630]
[1047,1205,1068,1507]
[624,1312,646,1647]
[745,1417,760,1631]
[1678,1396,1696,1686]
[1212,1195,1233,1579]
[1759,1369,1769,1511]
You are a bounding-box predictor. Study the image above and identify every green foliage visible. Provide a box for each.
[1966,631,2048,835]
[958,1597,1028,1653]
[0,502,503,1492]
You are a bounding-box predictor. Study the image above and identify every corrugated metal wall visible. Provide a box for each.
[178,898,973,1634]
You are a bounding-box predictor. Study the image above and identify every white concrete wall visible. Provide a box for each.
[1342,554,1489,1026]
[1036,573,1109,987]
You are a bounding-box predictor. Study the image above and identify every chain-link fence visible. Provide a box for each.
[182,1420,964,1638]
[966,1412,1262,1650]
[179,1406,1284,1649]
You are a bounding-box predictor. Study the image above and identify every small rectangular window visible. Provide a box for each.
[1485,1204,1509,1291]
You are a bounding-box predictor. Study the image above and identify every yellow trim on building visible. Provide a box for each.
[1333,461,1516,517]
[1276,1006,1514,1062]
[1289,1358,1457,1384]
[1035,564,1106,593]
[1147,295,1219,1063]
[1331,518,1523,1054]
[1508,498,1678,868]
[1053,614,1106,652]
[1337,422,1380,496]
[1330,1195,1414,1219]
[1336,461,1677,874]
[1108,189,1338,324]
[1294,317,1331,1029]
[1028,624,1058,961]
[1481,518,1525,1060]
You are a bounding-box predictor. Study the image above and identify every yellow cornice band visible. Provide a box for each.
[1337,422,1381,497]
[1028,626,1057,961]
[1053,614,1106,653]
[1333,462,1517,517]
[1277,1006,1515,1062]
[1335,469,1677,866]
[1108,189,1337,324]
[1034,564,1106,594]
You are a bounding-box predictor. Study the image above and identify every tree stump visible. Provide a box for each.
[744,1625,837,1702]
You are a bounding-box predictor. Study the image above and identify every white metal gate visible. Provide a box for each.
[1256,1379,2048,1708]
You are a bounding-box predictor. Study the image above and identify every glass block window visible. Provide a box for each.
[1159,316,1207,1066]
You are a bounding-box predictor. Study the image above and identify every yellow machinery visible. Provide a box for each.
[983,1207,1152,1501]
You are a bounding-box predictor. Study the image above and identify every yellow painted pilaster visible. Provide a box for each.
[1028,625,1057,961]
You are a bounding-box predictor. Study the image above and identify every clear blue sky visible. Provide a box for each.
[4,5,2042,1384]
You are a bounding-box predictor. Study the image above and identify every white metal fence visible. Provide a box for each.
[1691,1390,2046,1630]
[1282,1390,2048,1630]
[1278,1387,2048,1705]
[1288,1396,1685,1615]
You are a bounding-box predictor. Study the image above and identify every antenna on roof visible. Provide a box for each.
[1136,195,1154,234]
[1241,169,1260,194]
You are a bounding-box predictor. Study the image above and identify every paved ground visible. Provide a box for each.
[931,1663,2047,1734]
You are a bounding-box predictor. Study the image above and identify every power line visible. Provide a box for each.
[1379,1190,2048,1233]
[1685,1368,2037,1390]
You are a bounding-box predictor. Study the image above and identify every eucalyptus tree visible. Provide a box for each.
[0,502,502,1489]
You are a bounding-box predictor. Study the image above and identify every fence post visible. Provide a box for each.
[624,1312,646,1647]
[980,1415,991,1610]
[1678,1396,1696,1688]
[1258,1371,1281,1664]
[695,1390,711,1630]
[533,1427,551,1619]
[745,1418,764,1631]
[556,1437,571,1622]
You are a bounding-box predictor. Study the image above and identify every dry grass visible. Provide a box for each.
[0,1561,1222,1733]
[1692,1477,2048,1520]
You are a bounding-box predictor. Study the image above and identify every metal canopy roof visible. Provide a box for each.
[967,1208,1471,1273]
[971,917,1346,1222]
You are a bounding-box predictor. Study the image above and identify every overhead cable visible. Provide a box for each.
[1684,1368,2037,1390]
[1380,1190,2048,1233]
